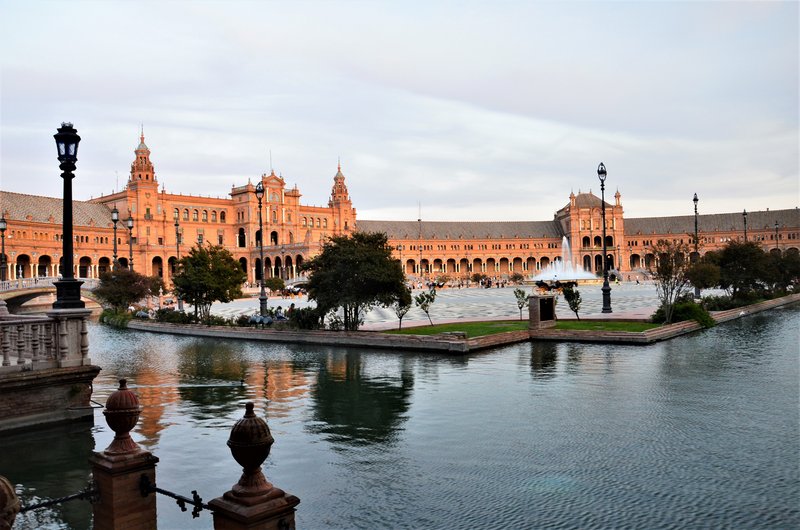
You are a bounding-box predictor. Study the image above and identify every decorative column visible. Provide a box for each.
[210,402,300,530]
[89,379,159,530]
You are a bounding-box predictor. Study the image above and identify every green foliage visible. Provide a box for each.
[289,307,325,330]
[435,274,451,285]
[93,268,160,311]
[513,288,529,320]
[393,286,413,329]
[414,288,437,326]
[471,272,488,283]
[648,240,692,323]
[715,241,772,300]
[386,320,528,338]
[510,272,525,284]
[262,276,285,292]
[301,231,407,331]
[99,309,132,328]
[172,244,247,323]
[154,308,194,324]
[685,261,720,291]
[651,297,715,328]
[561,284,582,320]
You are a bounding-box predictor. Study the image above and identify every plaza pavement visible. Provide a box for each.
[209,281,681,331]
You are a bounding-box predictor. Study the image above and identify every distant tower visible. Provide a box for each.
[128,129,158,190]
[328,162,356,232]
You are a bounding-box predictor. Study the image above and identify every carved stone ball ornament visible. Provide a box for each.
[227,402,275,497]
[0,475,20,530]
[103,379,143,455]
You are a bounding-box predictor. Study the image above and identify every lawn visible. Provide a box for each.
[385,319,659,337]
[554,320,659,332]
[385,320,528,338]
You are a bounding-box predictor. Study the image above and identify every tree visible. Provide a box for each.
[513,288,529,320]
[648,240,692,324]
[471,272,488,284]
[262,276,285,292]
[301,231,407,331]
[414,288,437,325]
[685,261,721,292]
[510,272,525,284]
[94,268,163,311]
[172,244,247,323]
[393,286,413,330]
[561,284,582,320]
[714,241,771,300]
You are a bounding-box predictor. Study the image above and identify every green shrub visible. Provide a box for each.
[651,300,715,328]
[100,309,132,328]
[154,308,194,324]
[205,314,230,327]
[234,314,252,327]
[701,295,737,311]
[289,307,324,330]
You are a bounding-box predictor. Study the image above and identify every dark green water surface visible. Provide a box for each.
[3,306,799,529]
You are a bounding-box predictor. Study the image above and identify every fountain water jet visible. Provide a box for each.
[531,237,597,282]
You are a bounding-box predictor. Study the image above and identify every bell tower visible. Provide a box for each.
[128,128,158,191]
[328,162,356,233]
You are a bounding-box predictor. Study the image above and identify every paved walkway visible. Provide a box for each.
[210,282,690,331]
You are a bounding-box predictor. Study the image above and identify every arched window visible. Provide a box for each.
[211,211,217,222]
[302,217,307,227]
[220,211,226,222]
[316,218,321,228]
[183,209,189,221]
[323,218,328,228]
[173,208,179,220]
[272,210,277,222]
[192,210,199,221]
[202,210,208,222]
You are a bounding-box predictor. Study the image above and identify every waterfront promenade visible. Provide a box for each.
[212,281,667,330]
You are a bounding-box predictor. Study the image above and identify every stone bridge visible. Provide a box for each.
[0,277,99,312]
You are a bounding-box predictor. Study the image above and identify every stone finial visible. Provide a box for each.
[227,402,275,498]
[0,475,20,530]
[102,379,143,455]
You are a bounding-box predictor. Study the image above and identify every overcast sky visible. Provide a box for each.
[1,1,797,222]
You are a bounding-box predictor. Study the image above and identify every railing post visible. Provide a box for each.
[15,324,24,366]
[89,379,159,530]
[210,402,299,530]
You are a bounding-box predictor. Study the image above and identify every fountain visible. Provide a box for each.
[531,237,597,283]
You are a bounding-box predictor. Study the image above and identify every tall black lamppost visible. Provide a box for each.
[174,217,184,311]
[53,122,85,309]
[255,181,268,316]
[742,209,748,242]
[280,245,286,280]
[126,215,134,271]
[598,162,612,313]
[111,206,119,270]
[774,221,780,251]
[0,215,6,282]
[693,193,700,298]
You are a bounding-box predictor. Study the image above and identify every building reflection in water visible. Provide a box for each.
[1,421,95,529]
[529,342,558,380]
[309,350,414,446]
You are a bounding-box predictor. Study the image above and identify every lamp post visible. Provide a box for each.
[111,206,119,270]
[598,162,612,313]
[52,122,85,309]
[742,209,748,242]
[0,215,6,282]
[774,221,780,252]
[693,193,700,298]
[126,215,134,271]
[174,218,184,311]
[255,181,268,316]
[280,245,286,280]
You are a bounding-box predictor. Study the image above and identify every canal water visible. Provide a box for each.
[3,305,799,529]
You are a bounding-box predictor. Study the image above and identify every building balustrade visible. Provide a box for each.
[0,309,90,373]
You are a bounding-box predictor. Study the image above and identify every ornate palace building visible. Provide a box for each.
[1,133,798,285]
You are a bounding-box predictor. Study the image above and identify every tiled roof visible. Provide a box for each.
[0,191,114,228]
[357,219,563,239]
[625,208,799,235]
[557,192,612,215]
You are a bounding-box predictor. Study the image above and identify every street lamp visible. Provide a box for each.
[280,245,286,280]
[111,206,119,270]
[774,221,780,252]
[693,193,700,298]
[174,217,184,311]
[52,122,84,309]
[598,162,612,313]
[0,215,6,282]
[742,209,748,242]
[255,181,268,316]
[126,215,134,271]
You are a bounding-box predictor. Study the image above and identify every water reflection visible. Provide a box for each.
[309,350,413,446]
[529,342,558,379]
[1,421,96,530]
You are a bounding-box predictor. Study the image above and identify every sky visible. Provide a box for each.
[0,1,797,222]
